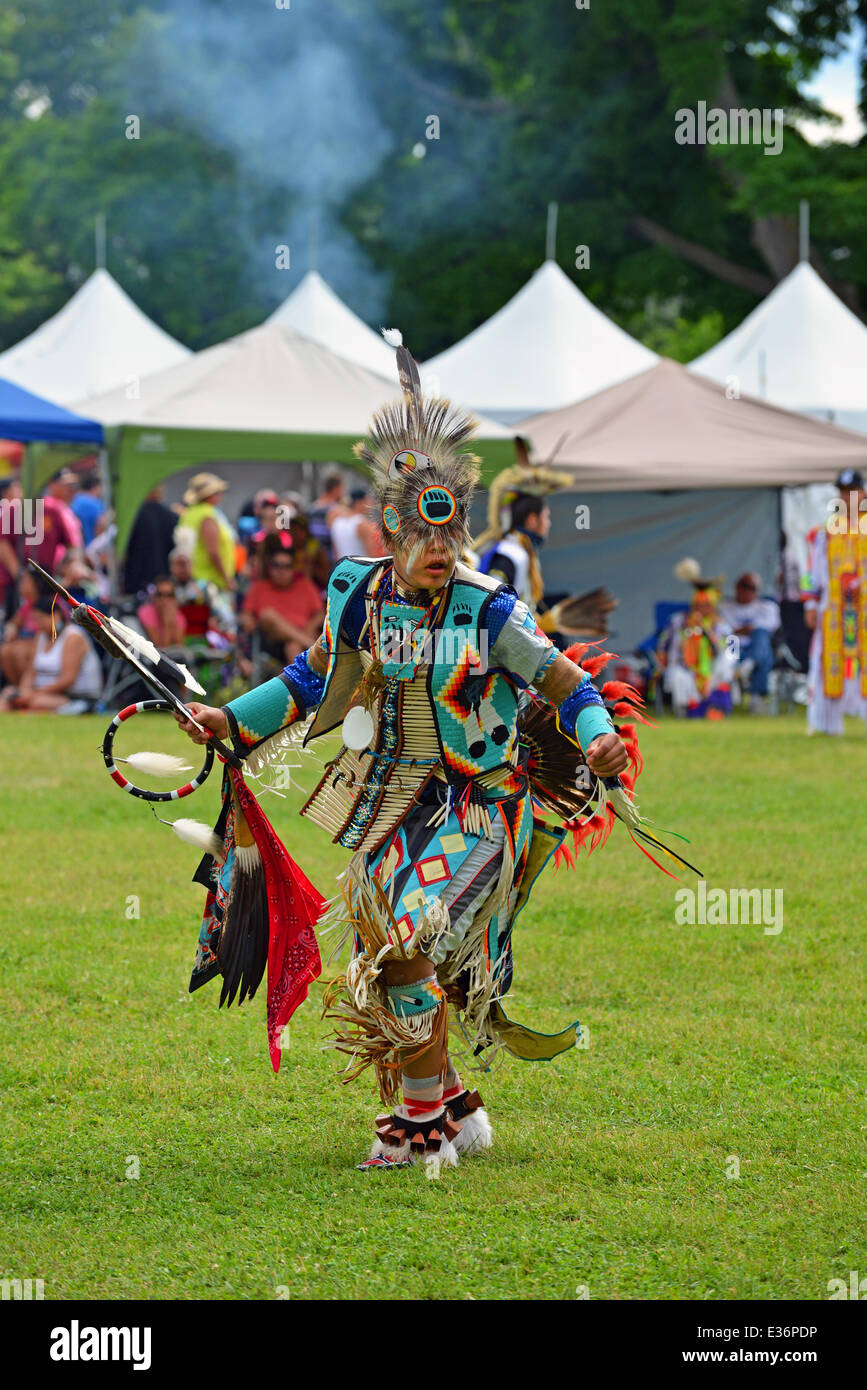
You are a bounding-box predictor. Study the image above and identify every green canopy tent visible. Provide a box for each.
[35,322,514,557]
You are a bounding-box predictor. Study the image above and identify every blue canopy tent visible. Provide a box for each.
[0,375,103,445]
[2,375,110,587]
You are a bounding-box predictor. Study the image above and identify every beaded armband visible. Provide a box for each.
[224,677,301,758]
[557,677,614,751]
[282,648,326,714]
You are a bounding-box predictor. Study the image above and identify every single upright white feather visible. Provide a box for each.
[381,327,403,347]
[674,556,701,584]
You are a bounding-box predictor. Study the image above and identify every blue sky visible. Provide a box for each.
[799,21,864,143]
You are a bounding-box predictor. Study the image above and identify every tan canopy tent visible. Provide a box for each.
[24,321,513,556]
[510,359,867,652]
[517,358,867,489]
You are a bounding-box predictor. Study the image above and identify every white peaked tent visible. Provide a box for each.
[266,269,397,377]
[0,268,191,406]
[423,259,658,423]
[690,260,867,564]
[73,321,513,555]
[83,321,408,432]
[690,261,867,433]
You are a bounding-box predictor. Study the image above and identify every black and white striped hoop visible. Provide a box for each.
[102,699,214,802]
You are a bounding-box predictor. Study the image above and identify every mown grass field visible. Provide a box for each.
[1,710,865,1301]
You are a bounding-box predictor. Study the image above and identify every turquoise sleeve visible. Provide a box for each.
[574,702,614,750]
[223,675,301,757]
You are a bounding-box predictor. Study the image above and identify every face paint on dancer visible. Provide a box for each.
[391,535,460,593]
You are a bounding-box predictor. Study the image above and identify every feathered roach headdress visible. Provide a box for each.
[353,329,480,562]
[674,556,724,602]
[472,435,574,553]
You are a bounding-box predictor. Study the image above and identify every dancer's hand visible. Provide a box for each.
[585,732,628,777]
[174,702,229,745]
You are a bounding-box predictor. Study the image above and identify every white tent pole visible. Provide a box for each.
[545,201,559,262]
[95,212,107,270]
[798,200,810,263]
[309,207,318,273]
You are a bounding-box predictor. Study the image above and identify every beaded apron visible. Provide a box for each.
[300,651,518,856]
[300,652,442,855]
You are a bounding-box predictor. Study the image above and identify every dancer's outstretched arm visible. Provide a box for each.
[174,636,329,749]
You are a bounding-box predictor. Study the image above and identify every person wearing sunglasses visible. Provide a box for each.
[240,549,325,664]
[138,576,187,649]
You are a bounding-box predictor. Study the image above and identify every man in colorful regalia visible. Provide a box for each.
[484,490,551,609]
[803,469,867,736]
[658,558,736,719]
[176,338,656,1172]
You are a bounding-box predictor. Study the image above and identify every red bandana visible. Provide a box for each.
[228,766,324,1071]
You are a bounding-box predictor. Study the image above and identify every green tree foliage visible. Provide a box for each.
[0,1,273,350]
[347,0,866,352]
[0,0,863,360]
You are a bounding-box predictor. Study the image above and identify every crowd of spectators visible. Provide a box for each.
[655,568,800,718]
[1,461,802,721]
[1,467,110,713]
[0,464,377,715]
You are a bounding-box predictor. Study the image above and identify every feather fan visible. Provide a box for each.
[546,587,619,638]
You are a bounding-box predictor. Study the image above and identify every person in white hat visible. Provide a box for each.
[179,472,237,593]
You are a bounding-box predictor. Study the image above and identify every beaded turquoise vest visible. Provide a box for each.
[306,557,520,779]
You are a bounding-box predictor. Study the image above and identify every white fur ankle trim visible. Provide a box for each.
[367,1134,459,1170]
[421,1137,459,1173]
[452,1108,493,1156]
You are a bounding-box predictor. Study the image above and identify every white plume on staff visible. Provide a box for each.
[153,816,224,859]
[118,752,195,778]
